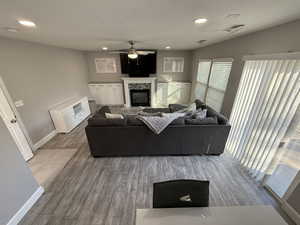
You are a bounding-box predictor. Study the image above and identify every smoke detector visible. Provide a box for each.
[224,24,245,33]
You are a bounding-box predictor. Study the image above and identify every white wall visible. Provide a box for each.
[0,37,90,144]
[0,116,39,225]
[191,19,300,117]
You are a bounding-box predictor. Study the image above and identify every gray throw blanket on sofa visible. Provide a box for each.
[137,112,185,134]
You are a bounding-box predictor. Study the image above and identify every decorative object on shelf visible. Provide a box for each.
[163,57,184,73]
[95,57,117,73]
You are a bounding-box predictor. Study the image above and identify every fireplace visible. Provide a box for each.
[130,89,150,107]
[121,77,156,107]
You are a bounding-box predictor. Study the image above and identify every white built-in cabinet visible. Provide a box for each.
[89,82,191,107]
[89,83,124,105]
[156,82,191,107]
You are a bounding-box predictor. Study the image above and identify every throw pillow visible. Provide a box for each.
[192,108,207,119]
[105,113,124,119]
[194,99,206,109]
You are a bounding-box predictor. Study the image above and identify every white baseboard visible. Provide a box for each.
[282,201,300,225]
[33,130,57,151]
[6,186,44,225]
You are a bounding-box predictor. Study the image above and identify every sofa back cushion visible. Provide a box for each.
[126,115,144,126]
[169,104,187,113]
[143,108,171,113]
[185,116,218,125]
[95,106,111,117]
[88,116,126,127]
[170,117,185,125]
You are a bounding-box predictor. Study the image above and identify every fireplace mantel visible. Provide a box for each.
[121,77,156,107]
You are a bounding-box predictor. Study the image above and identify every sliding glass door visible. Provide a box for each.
[195,59,233,112]
[265,107,300,197]
[226,54,300,182]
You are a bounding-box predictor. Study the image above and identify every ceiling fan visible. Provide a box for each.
[107,40,155,59]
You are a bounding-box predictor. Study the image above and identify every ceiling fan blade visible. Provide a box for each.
[136,51,155,55]
[108,50,128,54]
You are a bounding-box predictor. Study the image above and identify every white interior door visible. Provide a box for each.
[0,80,33,161]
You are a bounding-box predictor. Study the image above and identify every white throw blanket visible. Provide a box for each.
[137,112,185,134]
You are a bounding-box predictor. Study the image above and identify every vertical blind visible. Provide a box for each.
[195,59,232,112]
[226,56,300,181]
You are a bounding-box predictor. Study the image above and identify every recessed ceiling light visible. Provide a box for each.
[165,46,171,49]
[102,47,108,50]
[194,18,208,24]
[18,20,36,28]
[3,27,19,32]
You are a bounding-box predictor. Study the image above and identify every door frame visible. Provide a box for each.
[0,76,34,153]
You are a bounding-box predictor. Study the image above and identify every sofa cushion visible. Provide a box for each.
[185,116,218,125]
[138,111,163,117]
[88,117,126,127]
[126,115,144,126]
[169,104,187,113]
[143,108,171,113]
[206,106,228,124]
[170,117,185,125]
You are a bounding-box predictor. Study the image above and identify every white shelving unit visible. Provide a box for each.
[49,96,90,133]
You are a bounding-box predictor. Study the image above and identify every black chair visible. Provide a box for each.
[153,179,209,208]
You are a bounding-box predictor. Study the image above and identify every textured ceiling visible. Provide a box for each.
[0,0,300,51]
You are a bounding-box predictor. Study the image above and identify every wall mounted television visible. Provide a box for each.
[120,51,157,77]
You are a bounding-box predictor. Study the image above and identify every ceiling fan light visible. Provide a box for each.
[128,51,138,59]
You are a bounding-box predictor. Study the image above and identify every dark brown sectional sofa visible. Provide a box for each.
[85,100,231,157]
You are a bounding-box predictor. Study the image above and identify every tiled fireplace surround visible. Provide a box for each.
[121,77,156,107]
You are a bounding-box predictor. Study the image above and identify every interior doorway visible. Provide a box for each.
[0,76,33,161]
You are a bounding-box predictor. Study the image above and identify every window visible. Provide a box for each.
[95,58,117,73]
[163,57,184,73]
[195,58,233,112]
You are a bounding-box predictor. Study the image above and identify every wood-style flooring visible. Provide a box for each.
[20,120,291,225]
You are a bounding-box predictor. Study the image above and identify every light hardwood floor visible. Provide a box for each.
[20,120,292,225]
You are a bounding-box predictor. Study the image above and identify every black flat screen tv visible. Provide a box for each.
[120,51,157,77]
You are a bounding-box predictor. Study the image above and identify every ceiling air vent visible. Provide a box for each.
[197,40,207,44]
[224,24,245,33]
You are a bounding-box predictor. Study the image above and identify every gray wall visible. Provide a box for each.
[85,50,193,83]
[191,19,300,117]
[0,37,90,144]
[0,117,39,225]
